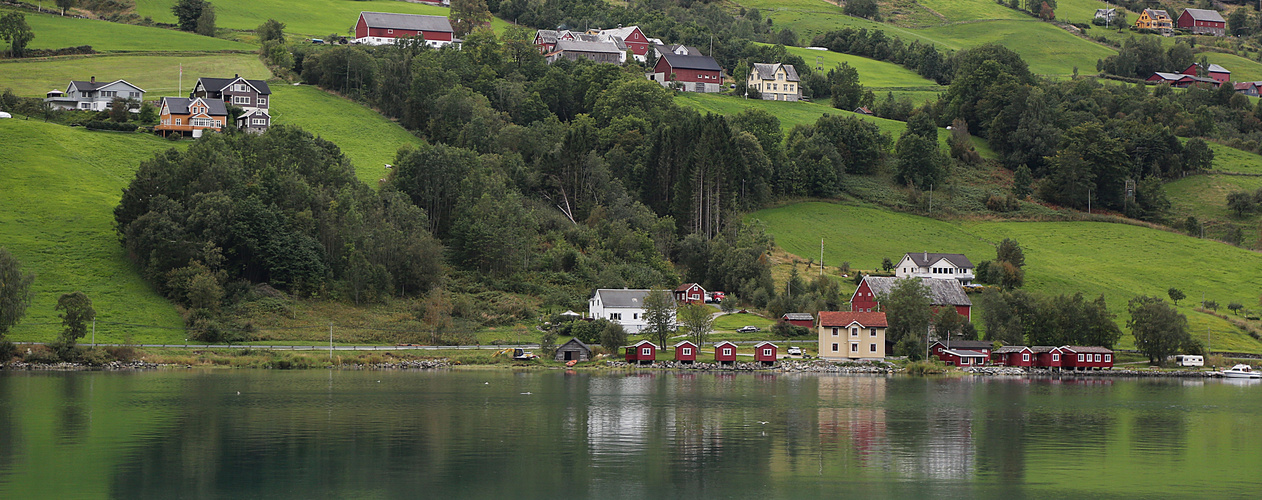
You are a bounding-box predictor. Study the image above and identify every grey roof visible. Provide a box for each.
[554,39,624,54]
[863,277,972,307]
[1207,64,1230,74]
[359,12,453,33]
[1144,9,1170,19]
[751,63,800,82]
[68,79,145,93]
[933,340,992,351]
[783,313,814,321]
[593,289,675,308]
[535,29,560,44]
[658,51,721,71]
[943,349,987,357]
[1182,8,1225,23]
[597,26,642,41]
[557,338,592,352]
[905,252,974,269]
[1061,345,1114,354]
[992,345,1032,354]
[161,97,227,116]
[1030,346,1061,353]
[197,77,272,95]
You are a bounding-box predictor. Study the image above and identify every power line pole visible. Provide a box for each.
[329,322,334,360]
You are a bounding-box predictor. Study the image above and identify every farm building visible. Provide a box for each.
[156,97,226,138]
[353,12,454,48]
[625,340,658,364]
[930,340,992,358]
[1177,9,1225,36]
[754,342,778,366]
[45,77,144,111]
[1060,346,1113,370]
[1135,8,1173,35]
[895,252,975,284]
[533,29,574,54]
[818,311,886,361]
[991,346,1034,367]
[714,341,738,365]
[555,338,593,362]
[674,341,698,363]
[1183,63,1230,84]
[1094,8,1116,24]
[851,276,972,320]
[748,62,801,101]
[937,349,988,367]
[592,25,652,62]
[1147,71,1218,88]
[652,52,722,93]
[674,283,706,305]
[781,313,814,328]
[545,40,625,65]
[589,289,674,333]
[1235,81,1262,96]
[654,43,701,58]
[1031,346,1064,368]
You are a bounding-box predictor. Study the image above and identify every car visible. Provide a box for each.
[787,347,803,356]
[736,326,759,333]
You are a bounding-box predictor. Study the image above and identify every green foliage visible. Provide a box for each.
[599,320,627,353]
[1129,295,1190,365]
[257,18,285,43]
[981,288,1121,347]
[1168,288,1185,306]
[171,0,207,32]
[883,277,931,358]
[827,62,873,111]
[843,0,880,20]
[449,0,492,37]
[539,330,557,358]
[642,289,675,350]
[678,303,714,346]
[0,248,35,337]
[894,132,946,190]
[1012,164,1033,199]
[54,291,95,355]
[195,2,216,36]
[771,321,811,338]
[0,12,34,58]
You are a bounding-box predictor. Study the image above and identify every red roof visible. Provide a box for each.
[675,283,703,292]
[1060,345,1113,354]
[818,311,888,328]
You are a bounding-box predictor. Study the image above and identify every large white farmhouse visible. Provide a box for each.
[895,252,975,284]
[588,289,675,333]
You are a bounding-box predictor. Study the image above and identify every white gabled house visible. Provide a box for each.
[895,252,975,284]
[588,289,675,334]
[45,77,145,111]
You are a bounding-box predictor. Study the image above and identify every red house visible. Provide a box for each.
[851,277,971,320]
[625,340,658,364]
[781,313,814,328]
[714,341,738,365]
[1031,346,1064,368]
[1177,8,1226,36]
[754,341,778,366]
[354,12,454,48]
[594,26,651,61]
[653,52,723,93]
[930,340,991,358]
[937,349,988,367]
[1183,62,1230,84]
[674,340,698,363]
[1060,346,1113,370]
[991,346,1034,367]
[674,283,706,304]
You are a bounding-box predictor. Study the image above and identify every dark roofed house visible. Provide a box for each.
[674,283,706,304]
[354,12,455,47]
[851,276,972,320]
[1178,8,1226,36]
[156,97,228,138]
[555,338,593,362]
[748,62,801,101]
[781,313,814,328]
[653,52,722,93]
[546,39,625,65]
[1060,345,1113,370]
[895,252,975,283]
[1235,81,1262,96]
[991,345,1034,367]
[45,77,145,111]
[192,75,272,132]
[589,289,675,333]
[930,340,992,358]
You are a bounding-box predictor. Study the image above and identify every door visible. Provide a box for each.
[565,351,574,361]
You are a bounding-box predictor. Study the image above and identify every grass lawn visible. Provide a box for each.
[915,0,1027,23]
[1164,174,1262,241]
[1204,52,1262,83]
[0,53,270,97]
[269,84,425,186]
[749,201,1262,353]
[778,45,941,89]
[0,118,185,343]
[1206,141,1262,174]
[714,312,777,332]
[917,20,1117,77]
[736,0,943,44]
[4,8,255,52]
[135,0,513,37]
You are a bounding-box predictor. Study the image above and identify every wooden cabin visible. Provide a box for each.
[754,341,778,366]
[625,340,658,364]
[1060,346,1113,370]
[555,338,592,362]
[714,341,738,365]
[937,349,988,367]
[673,340,698,363]
[930,340,992,358]
[1031,346,1064,368]
[781,313,814,328]
[674,283,706,304]
[991,345,1034,367]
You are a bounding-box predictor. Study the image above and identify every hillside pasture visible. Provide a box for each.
[918,20,1117,76]
[4,8,255,52]
[1206,141,1262,175]
[0,119,185,343]
[1164,174,1262,242]
[780,45,942,89]
[749,201,1262,352]
[915,0,1027,23]
[735,0,944,45]
[0,53,270,97]
[134,0,512,37]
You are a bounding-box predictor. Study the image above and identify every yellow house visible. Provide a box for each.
[1135,8,1173,34]
[748,62,801,102]
[818,311,887,361]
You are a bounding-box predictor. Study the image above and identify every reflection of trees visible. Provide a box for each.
[973,379,1030,491]
[1130,381,1186,457]
[0,377,21,476]
[55,374,89,446]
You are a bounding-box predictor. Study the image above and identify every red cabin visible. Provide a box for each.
[930,340,991,358]
[673,340,698,363]
[624,340,658,364]
[991,346,1034,367]
[1031,346,1064,368]
[937,349,988,367]
[1060,346,1113,370]
[714,341,738,365]
[353,12,454,48]
[674,283,706,305]
[754,341,778,366]
[781,313,814,328]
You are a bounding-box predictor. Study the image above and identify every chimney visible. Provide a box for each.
[923,251,927,261]
[90,76,95,83]
[234,74,239,78]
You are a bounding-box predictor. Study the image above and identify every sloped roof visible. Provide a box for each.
[1030,346,1062,353]
[594,289,673,308]
[1207,63,1230,74]
[554,39,623,54]
[557,338,592,352]
[1144,8,1170,19]
[69,79,145,93]
[675,283,704,292]
[535,29,560,44]
[626,340,659,348]
[1150,72,1190,81]
[933,340,992,351]
[904,252,974,269]
[942,349,987,358]
[992,345,1032,354]
[597,25,642,41]
[782,313,814,321]
[197,76,272,95]
[161,97,227,116]
[751,62,800,82]
[1060,345,1114,354]
[862,277,972,307]
[1182,8,1225,23]
[753,341,778,348]
[673,340,698,348]
[713,340,738,347]
[819,311,888,328]
[359,12,453,33]
[658,51,721,71]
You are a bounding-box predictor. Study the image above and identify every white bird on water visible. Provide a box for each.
[521,392,532,395]
[758,421,769,425]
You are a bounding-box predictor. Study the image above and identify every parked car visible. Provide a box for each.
[787,346,803,356]
[736,326,759,333]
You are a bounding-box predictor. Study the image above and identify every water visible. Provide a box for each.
[0,370,1259,499]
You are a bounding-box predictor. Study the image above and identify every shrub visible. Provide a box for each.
[85,121,139,132]
[23,346,60,364]
[771,321,811,337]
[904,359,946,375]
[78,348,113,366]
[0,340,15,362]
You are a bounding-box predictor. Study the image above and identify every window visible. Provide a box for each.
[641,347,652,356]
[1078,354,1085,362]
[213,120,222,128]
[129,92,140,98]
[610,313,621,320]
[1094,354,1102,362]
[1105,354,1112,362]
[1022,353,1030,362]
[258,97,267,106]
[961,357,970,365]
[79,102,91,109]
[101,91,116,98]
[851,328,858,337]
[832,343,838,352]
[870,328,877,337]
[388,29,394,34]
[191,118,214,128]
[233,96,251,105]
[1053,353,1060,362]
[831,327,838,336]
[175,118,181,125]
[252,118,267,125]
[869,344,877,352]
[762,348,772,357]
[682,347,691,356]
[851,343,858,352]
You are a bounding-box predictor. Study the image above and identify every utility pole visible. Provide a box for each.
[928,185,933,212]
[1208,327,1212,354]
[820,238,824,277]
[91,319,96,346]
[329,322,334,360]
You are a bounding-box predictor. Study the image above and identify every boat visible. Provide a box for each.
[1220,364,1262,379]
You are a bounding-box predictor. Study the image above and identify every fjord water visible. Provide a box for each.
[1,370,1259,499]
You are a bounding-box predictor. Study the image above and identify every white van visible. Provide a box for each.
[1174,355,1204,367]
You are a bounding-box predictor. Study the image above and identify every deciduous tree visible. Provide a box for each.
[54,291,95,356]
[642,289,676,351]
[678,303,714,347]
[448,0,491,37]
[883,278,931,359]
[1129,295,1190,365]
[0,248,35,338]
[1167,288,1185,306]
[0,12,34,58]
[171,0,207,32]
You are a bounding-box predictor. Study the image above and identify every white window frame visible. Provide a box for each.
[641,347,652,356]
[850,343,858,352]
[722,348,732,356]
[258,97,267,106]
[832,328,838,336]
[832,343,838,352]
[1022,353,1030,362]
[851,327,858,337]
[252,118,267,125]
[1095,354,1102,362]
[1105,354,1111,362]
[869,343,877,352]
[1052,353,1060,362]
[682,347,691,356]
[870,328,877,337]
[233,95,251,105]
[961,357,970,365]
[1078,354,1085,362]
[762,348,772,357]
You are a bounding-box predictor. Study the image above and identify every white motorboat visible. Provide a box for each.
[1221,364,1262,379]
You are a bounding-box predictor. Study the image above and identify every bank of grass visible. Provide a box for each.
[914,0,1026,23]
[0,119,185,343]
[268,84,426,186]
[0,53,270,97]
[134,0,513,37]
[749,201,1262,353]
[1164,174,1262,241]
[3,7,255,52]
[714,312,777,331]
[777,45,942,89]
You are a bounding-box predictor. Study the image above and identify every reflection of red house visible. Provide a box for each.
[674,283,706,304]
[991,346,1034,367]
[930,340,991,358]
[937,349,988,367]
[714,341,738,365]
[781,313,814,328]
[1060,346,1113,370]
[1032,346,1064,368]
[754,341,778,365]
[673,340,698,363]
[625,340,658,364]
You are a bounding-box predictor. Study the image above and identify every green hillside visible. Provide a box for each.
[780,46,940,88]
[134,0,513,37]
[915,0,1027,23]
[750,201,1262,353]
[917,20,1116,77]
[4,8,254,52]
[0,119,185,343]
[0,54,270,97]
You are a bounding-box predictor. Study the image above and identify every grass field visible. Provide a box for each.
[0,118,185,343]
[1207,141,1262,174]
[269,84,426,186]
[1164,175,1262,239]
[0,53,270,97]
[3,8,255,52]
[915,0,1027,23]
[749,201,1262,352]
[135,0,513,37]
[780,46,941,89]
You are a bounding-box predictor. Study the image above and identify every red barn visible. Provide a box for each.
[781,313,814,328]
[937,349,988,367]
[1061,346,1113,370]
[851,276,971,320]
[714,341,738,365]
[1183,62,1230,84]
[754,341,778,366]
[1031,346,1064,368]
[991,346,1034,367]
[625,340,658,364]
[673,340,698,363]
[653,52,723,93]
[595,26,651,61]
[1177,8,1226,36]
[930,340,991,358]
[674,283,706,304]
[354,12,454,48]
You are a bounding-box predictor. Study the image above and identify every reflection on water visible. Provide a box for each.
[0,371,1260,498]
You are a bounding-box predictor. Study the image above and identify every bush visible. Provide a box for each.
[105,345,137,362]
[771,321,811,337]
[23,346,60,364]
[904,359,946,375]
[0,340,15,362]
[78,348,113,366]
[85,121,139,132]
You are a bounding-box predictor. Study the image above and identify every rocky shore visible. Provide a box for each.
[605,359,896,373]
[3,360,164,371]
[338,359,453,370]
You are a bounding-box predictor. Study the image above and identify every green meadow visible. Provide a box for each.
[749,201,1262,352]
[1164,174,1262,239]
[0,119,185,343]
[134,0,513,37]
[915,0,1027,23]
[3,8,254,52]
[735,0,941,43]
[269,84,426,186]
[779,45,942,89]
[0,53,270,97]
[1205,141,1262,175]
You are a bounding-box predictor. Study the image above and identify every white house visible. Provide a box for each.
[44,77,145,111]
[588,289,675,333]
[895,252,975,284]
